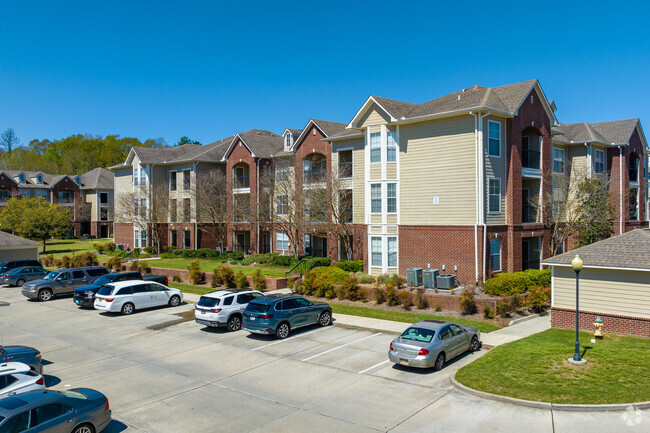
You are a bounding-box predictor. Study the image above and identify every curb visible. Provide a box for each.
[450,374,650,411]
[332,321,401,335]
[508,312,547,326]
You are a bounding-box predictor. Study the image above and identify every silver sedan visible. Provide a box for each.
[388,319,481,370]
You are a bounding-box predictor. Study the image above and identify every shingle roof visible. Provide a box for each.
[0,231,41,248]
[553,119,639,146]
[542,229,650,271]
[311,119,347,137]
[286,128,302,136]
[237,129,284,158]
[0,170,78,189]
[80,168,114,190]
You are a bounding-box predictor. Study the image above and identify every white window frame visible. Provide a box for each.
[133,167,139,186]
[36,174,43,184]
[593,149,605,174]
[487,120,501,158]
[488,178,501,214]
[370,184,381,214]
[387,237,397,268]
[276,232,289,251]
[275,160,289,182]
[387,131,397,162]
[370,132,381,163]
[276,195,288,216]
[552,147,565,174]
[182,170,191,191]
[387,183,397,214]
[371,237,382,267]
[489,238,501,272]
[169,170,177,191]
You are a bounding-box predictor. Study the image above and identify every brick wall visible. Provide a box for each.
[114,223,133,249]
[226,139,258,253]
[551,307,650,338]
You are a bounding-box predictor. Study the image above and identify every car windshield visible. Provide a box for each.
[400,327,435,343]
[198,297,220,308]
[94,275,116,285]
[58,390,88,399]
[246,302,269,313]
[43,271,59,281]
[96,286,114,296]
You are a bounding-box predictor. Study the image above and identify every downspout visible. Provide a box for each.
[479,111,491,284]
[257,160,260,255]
[470,111,479,284]
[619,146,623,234]
[193,161,198,249]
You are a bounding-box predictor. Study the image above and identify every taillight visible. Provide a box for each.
[390,342,394,351]
[258,314,273,319]
[211,308,222,313]
[3,274,9,278]
[164,278,168,285]
[36,377,44,385]
[105,399,110,410]
[418,348,430,356]
[105,298,114,302]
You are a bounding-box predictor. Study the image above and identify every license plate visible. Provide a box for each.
[250,317,255,321]
[399,359,408,365]
[200,310,206,314]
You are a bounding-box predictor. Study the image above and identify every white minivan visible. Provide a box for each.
[94,281,183,315]
[195,290,264,331]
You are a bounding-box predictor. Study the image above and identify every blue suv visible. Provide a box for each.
[242,294,332,339]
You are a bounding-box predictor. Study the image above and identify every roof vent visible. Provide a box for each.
[458,95,461,101]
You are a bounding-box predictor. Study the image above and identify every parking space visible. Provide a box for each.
[2,286,649,432]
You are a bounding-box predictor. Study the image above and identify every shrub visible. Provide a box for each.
[526,285,549,312]
[398,290,412,309]
[60,255,72,268]
[333,260,364,273]
[106,257,121,271]
[324,286,336,299]
[221,251,244,261]
[483,304,494,319]
[211,272,222,288]
[390,274,406,291]
[138,260,151,274]
[311,266,349,285]
[41,255,55,267]
[302,271,318,296]
[375,287,386,304]
[161,245,177,253]
[129,261,139,271]
[189,269,205,285]
[459,289,478,315]
[234,271,249,289]
[482,269,551,297]
[216,265,235,288]
[292,279,303,294]
[385,285,399,306]
[433,303,442,312]
[160,253,174,259]
[228,259,238,265]
[355,272,375,284]
[415,288,427,309]
[341,275,362,301]
[376,274,391,286]
[93,243,105,254]
[497,301,512,318]
[186,259,201,272]
[271,254,295,267]
[78,252,98,267]
[172,275,181,283]
[313,277,333,298]
[105,242,116,252]
[251,269,266,291]
[144,246,157,255]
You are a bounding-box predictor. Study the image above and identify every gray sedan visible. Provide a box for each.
[388,320,481,370]
[0,267,48,287]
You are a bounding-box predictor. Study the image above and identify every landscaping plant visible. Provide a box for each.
[415,288,427,309]
[459,289,478,315]
[385,284,399,306]
[483,304,495,319]
[375,287,386,304]
[234,270,249,289]
[251,269,266,291]
[398,290,412,309]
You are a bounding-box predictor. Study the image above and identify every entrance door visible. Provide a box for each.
[100,225,109,238]
[234,231,250,253]
[183,230,191,249]
[263,232,270,254]
[170,230,177,248]
[522,238,541,270]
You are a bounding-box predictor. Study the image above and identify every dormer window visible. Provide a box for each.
[18,173,26,184]
[285,133,292,150]
[36,174,43,184]
[75,176,82,186]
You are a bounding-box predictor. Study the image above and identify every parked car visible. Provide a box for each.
[0,267,48,287]
[0,362,45,399]
[388,320,481,370]
[0,388,111,433]
[73,272,169,308]
[242,294,332,339]
[94,281,183,315]
[0,260,42,274]
[195,290,264,331]
[0,346,42,375]
[21,266,109,302]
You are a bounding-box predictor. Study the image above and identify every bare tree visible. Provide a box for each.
[1,128,20,153]
[195,169,229,251]
[314,171,355,261]
[117,183,169,253]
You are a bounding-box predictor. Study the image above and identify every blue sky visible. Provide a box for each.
[1,0,649,146]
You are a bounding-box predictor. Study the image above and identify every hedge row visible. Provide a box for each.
[482,269,551,296]
[332,260,364,273]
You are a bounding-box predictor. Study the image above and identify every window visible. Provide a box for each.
[551,186,564,217]
[339,190,352,223]
[133,167,139,186]
[338,150,352,178]
[387,183,397,213]
[553,147,565,173]
[99,192,109,204]
[72,270,85,279]
[140,168,146,185]
[35,189,47,198]
[134,229,147,248]
[100,207,109,221]
[488,121,501,157]
[36,174,43,184]
[233,164,250,188]
[183,198,191,222]
[18,173,26,183]
[140,198,147,217]
[629,156,639,183]
[275,160,289,182]
[594,149,605,174]
[75,176,82,186]
[490,238,501,272]
[276,195,288,216]
[183,170,191,191]
[303,154,326,184]
[488,178,501,213]
[371,184,381,213]
[170,172,177,191]
[629,188,638,220]
[169,199,177,222]
[170,230,177,247]
[370,132,381,163]
[387,237,397,267]
[276,232,289,251]
[371,237,382,267]
[285,133,291,148]
[58,191,73,203]
[387,131,397,162]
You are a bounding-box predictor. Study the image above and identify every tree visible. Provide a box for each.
[574,175,616,247]
[177,136,201,146]
[195,169,229,251]
[0,197,72,253]
[117,184,169,253]
[1,128,20,152]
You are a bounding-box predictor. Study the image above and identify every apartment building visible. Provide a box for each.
[0,168,114,237]
[326,79,648,282]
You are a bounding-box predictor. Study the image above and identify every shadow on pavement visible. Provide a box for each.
[44,374,61,387]
[390,348,483,374]
[103,419,129,432]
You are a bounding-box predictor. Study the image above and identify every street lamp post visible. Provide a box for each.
[569,254,587,365]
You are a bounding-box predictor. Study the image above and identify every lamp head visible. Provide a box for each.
[571,254,583,271]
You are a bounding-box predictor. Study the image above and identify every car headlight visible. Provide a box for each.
[35,354,41,360]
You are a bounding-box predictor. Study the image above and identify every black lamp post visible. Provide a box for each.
[569,254,587,365]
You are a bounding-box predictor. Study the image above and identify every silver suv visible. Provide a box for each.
[22,266,109,301]
[195,290,264,331]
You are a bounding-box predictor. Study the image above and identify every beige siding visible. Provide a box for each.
[85,191,97,221]
[114,168,132,223]
[334,138,365,224]
[400,116,476,225]
[358,106,391,127]
[387,226,398,234]
[553,267,650,319]
[387,214,397,224]
[484,117,506,224]
[386,164,397,179]
[0,247,38,261]
[370,226,382,234]
[370,165,381,180]
[370,214,382,224]
[568,145,587,178]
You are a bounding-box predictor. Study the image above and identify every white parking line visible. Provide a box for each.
[358,359,390,374]
[301,332,383,362]
[251,326,332,351]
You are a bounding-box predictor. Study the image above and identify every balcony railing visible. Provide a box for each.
[338,162,352,179]
[233,176,250,189]
[522,204,539,223]
[522,150,540,169]
[629,169,639,183]
[58,197,74,205]
[303,168,326,184]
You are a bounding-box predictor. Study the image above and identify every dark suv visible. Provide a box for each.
[22,266,109,301]
[0,260,42,273]
[73,271,169,308]
[242,294,332,339]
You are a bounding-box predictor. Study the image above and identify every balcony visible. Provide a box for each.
[338,162,352,179]
[522,149,541,178]
[303,168,326,185]
[233,176,250,190]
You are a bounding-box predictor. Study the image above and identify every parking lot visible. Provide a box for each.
[2,287,650,433]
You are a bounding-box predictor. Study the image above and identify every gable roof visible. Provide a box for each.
[0,170,79,189]
[553,119,642,147]
[222,129,284,160]
[542,229,650,271]
[80,168,114,190]
[0,231,41,249]
[292,118,347,149]
[347,79,557,128]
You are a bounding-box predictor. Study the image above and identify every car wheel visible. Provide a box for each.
[38,289,53,302]
[276,322,290,339]
[168,295,181,307]
[470,335,480,352]
[72,423,94,433]
[227,315,242,332]
[318,310,332,326]
[434,352,445,371]
[16,279,25,287]
[121,302,135,315]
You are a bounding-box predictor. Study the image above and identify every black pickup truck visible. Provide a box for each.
[73,271,169,308]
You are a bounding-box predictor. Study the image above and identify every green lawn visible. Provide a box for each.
[456,328,650,404]
[149,258,287,278]
[42,239,112,258]
[326,302,501,333]
[169,282,214,296]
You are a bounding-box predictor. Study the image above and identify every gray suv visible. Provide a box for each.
[22,266,109,301]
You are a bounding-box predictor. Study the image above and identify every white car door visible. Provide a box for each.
[149,283,170,307]
[130,284,152,309]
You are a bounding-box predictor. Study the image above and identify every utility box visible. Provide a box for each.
[406,268,423,287]
[423,269,439,288]
[437,274,456,289]
[116,244,125,251]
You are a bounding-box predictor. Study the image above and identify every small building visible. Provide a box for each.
[542,229,650,338]
[0,231,41,262]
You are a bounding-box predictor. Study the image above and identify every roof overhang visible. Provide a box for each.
[321,132,365,143]
[347,96,398,129]
[542,262,650,272]
[221,134,255,161]
[513,80,558,126]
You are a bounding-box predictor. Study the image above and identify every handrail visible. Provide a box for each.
[285,259,307,279]
[307,260,326,272]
